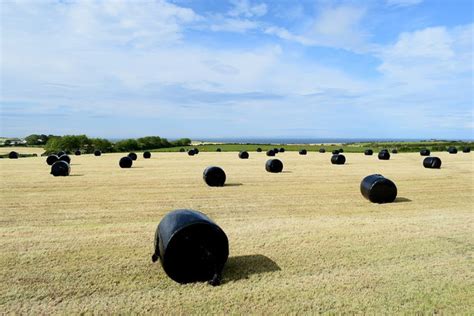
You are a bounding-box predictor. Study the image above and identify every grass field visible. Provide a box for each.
[1,151,473,313]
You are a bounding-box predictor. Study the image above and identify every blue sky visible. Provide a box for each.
[1,0,472,139]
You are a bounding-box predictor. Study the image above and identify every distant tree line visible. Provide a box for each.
[38,134,191,154]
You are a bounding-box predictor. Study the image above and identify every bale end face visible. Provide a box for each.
[153,209,229,284]
[46,155,59,166]
[378,151,390,160]
[279,148,285,153]
[94,150,102,156]
[188,149,196,156]
[51,160,71,176]
[265,159,283,173]
[331,154,346,165]
[256,148,262,152]
[364,149,373,155]
[119,156,133,168]
[8,151,19,159]
[448,147,458,154]
[238,151,249,159]
[143,151,151,159]
[179,148,185,152]
[420,149,430,156]
[128,152,138,161]
[266,150,275,156]
[216,148,222,152]
[203,166,226,187]
[74,150,81,156]
[462,147,471,153]
[319,148,326,153]
[299,149,307,155]
[360,174,397,203]
[423,157,442,169]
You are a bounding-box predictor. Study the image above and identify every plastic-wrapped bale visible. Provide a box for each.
[279,148,285,153]
[50,160,70,177]
[8,151,19,159]
[188,149,196,156]
[420,149,430,156]
[463,147,471,153]
[46,155,59,166]
[143,151,151,159]
[238,151,249,159]
[392,149,398,154]
[273,148,279,153]
[319,148,326,153]
[119,156,133,168]
[203,166,226,187]
[332,149,340,155]
[59,154,71,164]
[299,149,307,155]
[216,148,222,152]
[75,150,81,156]
[94,150,102,156]
[331,154,346,165]
[378,151,390,160]
[179,148,185,152]
[265,159,283,173]
[360,174,397,203]
[423,157,442,169]
[151,209,229,285]
[256,148,262,152]
[57,151,66,157]
[128,152,138,161]
[338,148,344,153]
[266,149,275,156]
[448,147,458,154]
[364,149,373,155]
[194,148,200,154]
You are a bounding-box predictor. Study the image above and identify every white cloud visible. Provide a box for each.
[210,18,259,33]
[228,0,267,18]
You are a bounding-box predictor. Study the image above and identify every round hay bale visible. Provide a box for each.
[319,148,326,153]
[94,150,102,156]
[266,149,275,156]
[143,151,151,159]
[179,148,185,152]
[256,148,262,152]
[360,174,397,203]
[331,154,346,165]
[273,148,279,153]
[50,160,70,177]
[392,149,398,154]
[423,157,442,169]
[364,149,373,155]
[279,147,285,153]
[332,149,340,155]
[378,151,390,160]
[33,154,38,157]
[265,159,283,173]
[338,148,344,153]
[299,149,307,155]
[119,156,133,168]
[448,147,458,154]
[462,147,471,153]
[238,151,249,159]
[8,151,19,159]
[57,151,66,157]
[59,154,71,164]
[216,148,222,152]
[420,149,430,156]
[152,209,229,285]
[74,150,81,156]
[46,155,59,166]
[128,152,138,161]
[194,148,200,154]
[188,149,196,156]
[203,166,226,187]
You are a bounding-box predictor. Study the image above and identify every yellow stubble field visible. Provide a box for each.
[1,151,473,313]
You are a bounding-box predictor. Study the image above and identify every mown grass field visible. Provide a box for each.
[1,151,473,313]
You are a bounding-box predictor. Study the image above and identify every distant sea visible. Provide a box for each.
[196,138,423,144]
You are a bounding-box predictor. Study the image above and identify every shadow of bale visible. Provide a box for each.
[224,183,243,187]
[223,254,281,283]
[394,197,412,203]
